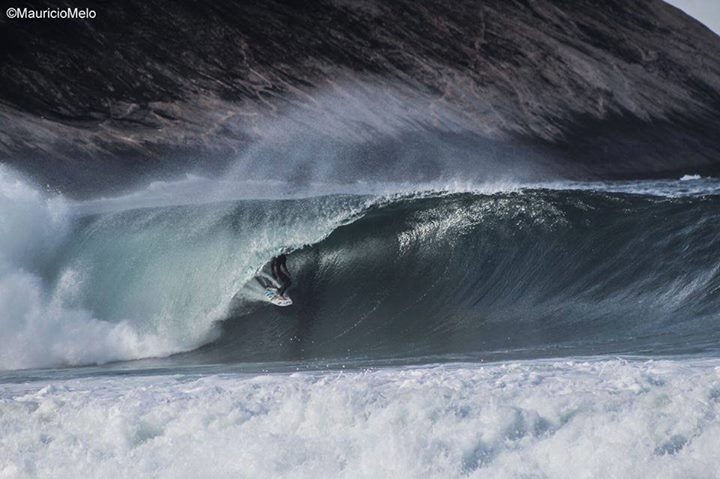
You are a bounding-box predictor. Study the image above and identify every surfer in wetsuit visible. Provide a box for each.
[256,254,292,296]
[271,254,292,296]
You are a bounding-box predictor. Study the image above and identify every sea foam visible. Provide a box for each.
[1,359,719,478]
[0,166,176,370]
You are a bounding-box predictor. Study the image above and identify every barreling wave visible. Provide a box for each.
[2,164,720,370]
[203,188,720,363]
[0,165,371,370]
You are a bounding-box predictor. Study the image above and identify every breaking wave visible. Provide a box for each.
[2,164,720,370]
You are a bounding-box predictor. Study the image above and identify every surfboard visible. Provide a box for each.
[264,288,293,307]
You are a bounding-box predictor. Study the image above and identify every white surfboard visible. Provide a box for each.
[264,288,293,307]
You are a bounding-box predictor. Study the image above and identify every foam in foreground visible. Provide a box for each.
[2,358,719,479]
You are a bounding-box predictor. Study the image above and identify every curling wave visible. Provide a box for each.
[205,188,720,363]
[2,165,720,370]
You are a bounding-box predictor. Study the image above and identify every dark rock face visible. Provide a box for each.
[1,0,720,193]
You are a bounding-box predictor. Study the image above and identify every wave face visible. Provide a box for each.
[208,187,720,363]
[2,165,720,370]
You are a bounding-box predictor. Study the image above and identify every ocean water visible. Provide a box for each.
[2,165,720,478]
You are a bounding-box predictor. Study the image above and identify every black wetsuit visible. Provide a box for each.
[272,254,292,296]
[257,254,292,295]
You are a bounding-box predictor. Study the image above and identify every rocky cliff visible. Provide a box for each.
[2,0,720,193]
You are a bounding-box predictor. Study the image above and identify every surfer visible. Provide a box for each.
[271,254,292,296]
[256,254,292,297]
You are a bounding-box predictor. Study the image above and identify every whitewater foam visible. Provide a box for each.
[0,166,181,370]
[1,358,719,478]
[680,174,702,181]
[0,166,378,370]
[536,177,720,197]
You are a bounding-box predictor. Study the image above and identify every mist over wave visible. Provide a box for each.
[55,80,557,201]
[219,83,553,191]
